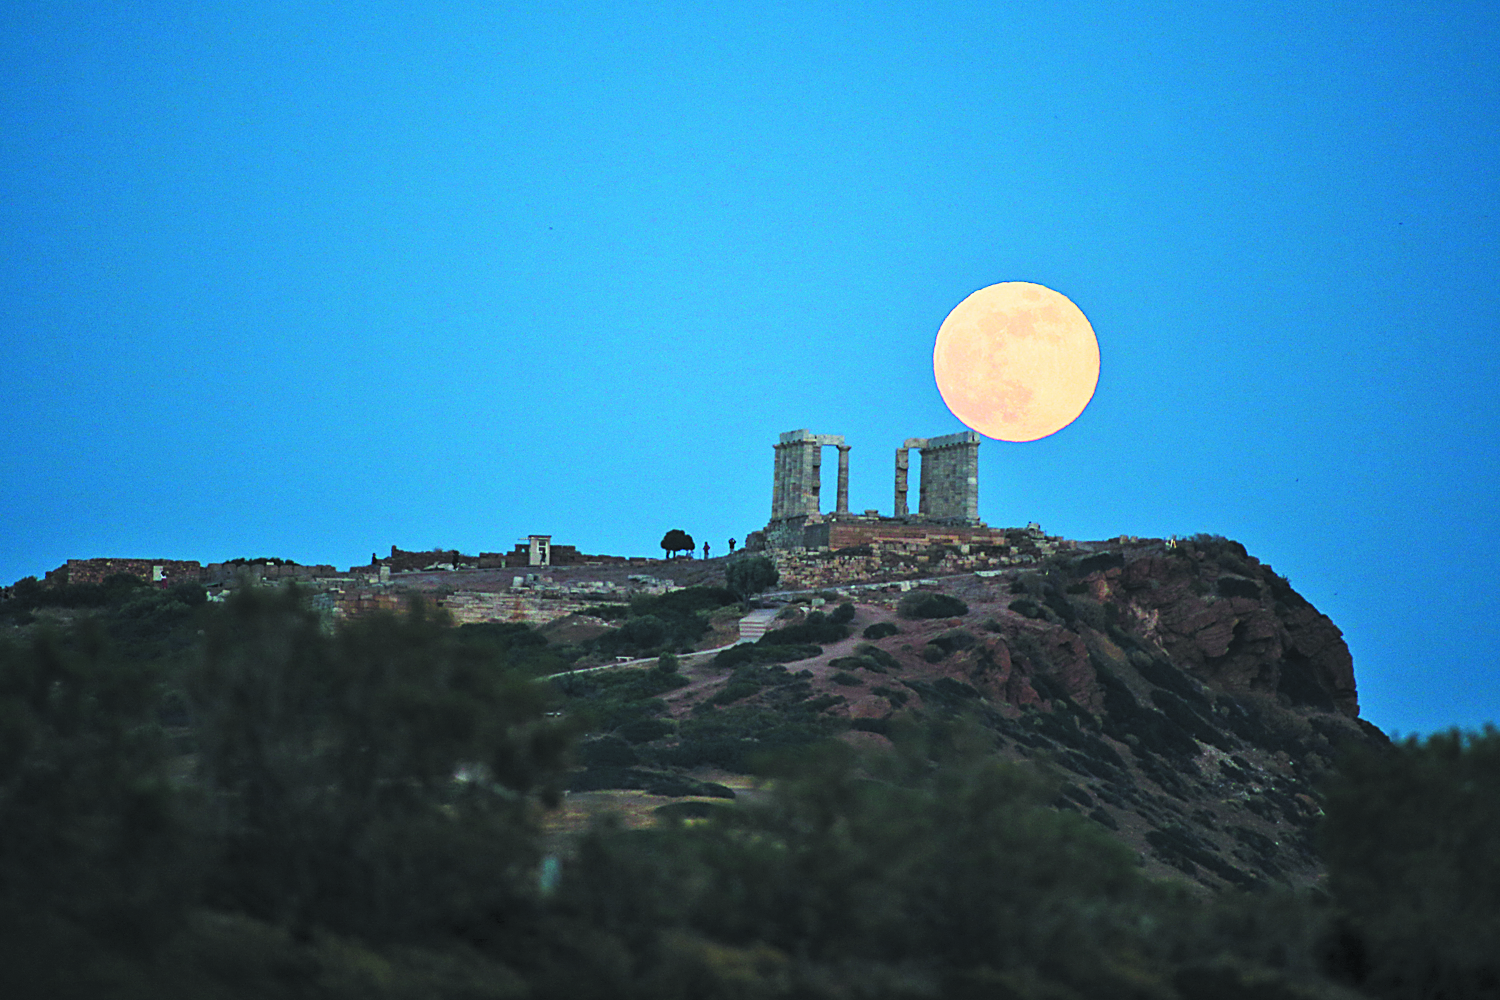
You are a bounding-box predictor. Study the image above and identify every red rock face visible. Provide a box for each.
[872,541,1359,721]
[1112,546,1358,717]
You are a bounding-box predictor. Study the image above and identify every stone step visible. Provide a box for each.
[735,609,779,645]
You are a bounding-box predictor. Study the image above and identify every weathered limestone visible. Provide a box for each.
[836,445,851,514]
[893,437,925,517]
[767,427,981,551]
[917,431,980,523]
[771,429,846,519]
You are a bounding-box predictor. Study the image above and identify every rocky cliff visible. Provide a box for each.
[562,535,1384,892]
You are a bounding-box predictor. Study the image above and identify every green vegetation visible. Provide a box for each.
[712,640,823,668]
[896,590,969,619]
[829,643,899,675]
[451,620,580,677]
[5,580,1499,998]
[862,620,900,639]
[1319,727,1500,998]
[724,554,779,599]
[828,601,855,624]
[590,586,739,659]
[710,609,849,669]
[757,609,850,645]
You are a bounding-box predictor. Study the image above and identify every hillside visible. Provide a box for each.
[558,535,1384,891]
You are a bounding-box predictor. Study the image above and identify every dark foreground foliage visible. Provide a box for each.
[1,588,1496,998]
[1319,727,1500,998]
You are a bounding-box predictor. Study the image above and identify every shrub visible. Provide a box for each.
[1069,596,1109,631]
[1008,598,1046,620]
[897,592,968,619]
[1075,552,1125,575]
[830,671,863,686]
[830,644,899,675]
[713,643,822,668]
[186,589,576,942]
[758,612,849,646]
[708,681,762,707]
[855,644,900,670]
[862,621,900,640]
[829,602,856,624]
[725,555,780,599]
[617,717,675,743]
[656,652,680,674]
[582,736,639,768]
[1319,726,1500,998]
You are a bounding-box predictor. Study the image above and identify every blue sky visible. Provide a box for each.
[2,3,1496,737]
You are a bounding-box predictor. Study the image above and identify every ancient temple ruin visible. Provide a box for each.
[754,428,998,552]
[894,431,980,522]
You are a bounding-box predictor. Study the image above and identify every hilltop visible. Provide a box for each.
[554,534,1382,892]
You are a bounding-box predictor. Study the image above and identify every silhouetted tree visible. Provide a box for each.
[660,529,694,559]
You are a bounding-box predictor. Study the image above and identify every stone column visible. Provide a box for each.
[771,443,786,521]
[918,447,933,516]
[894,448,909,517]
[807,443,823,514]
[836,445,850,514]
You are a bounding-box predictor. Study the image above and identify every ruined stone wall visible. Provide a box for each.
[767,526,1070,589]
[918,431,980,523]
[438,591,598,626]
[63,558,204,586]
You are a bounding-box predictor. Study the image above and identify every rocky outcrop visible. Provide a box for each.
[574,535,1382,893]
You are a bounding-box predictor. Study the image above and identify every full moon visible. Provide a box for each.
[933,282,1100,442]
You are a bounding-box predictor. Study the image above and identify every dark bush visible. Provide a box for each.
[862,621,900,640]
[725,555,779,599]
[617,717,676,743]
[828,602,856,624]
[1320,727,1500,998]
[583,736,639,767]
[708,680,762,706]
[758,612,849,645]
[1008,598,1046,620]
[830,644,899,675]
[896,592,968,619]
[713,642,823,668]
[1075,552,1125,575]
[830,671,863,686]
[613,614,666,650]
[855,644,900,670]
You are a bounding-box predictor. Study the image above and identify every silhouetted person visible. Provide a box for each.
[728,538,737,553]
[703,541,710,560]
